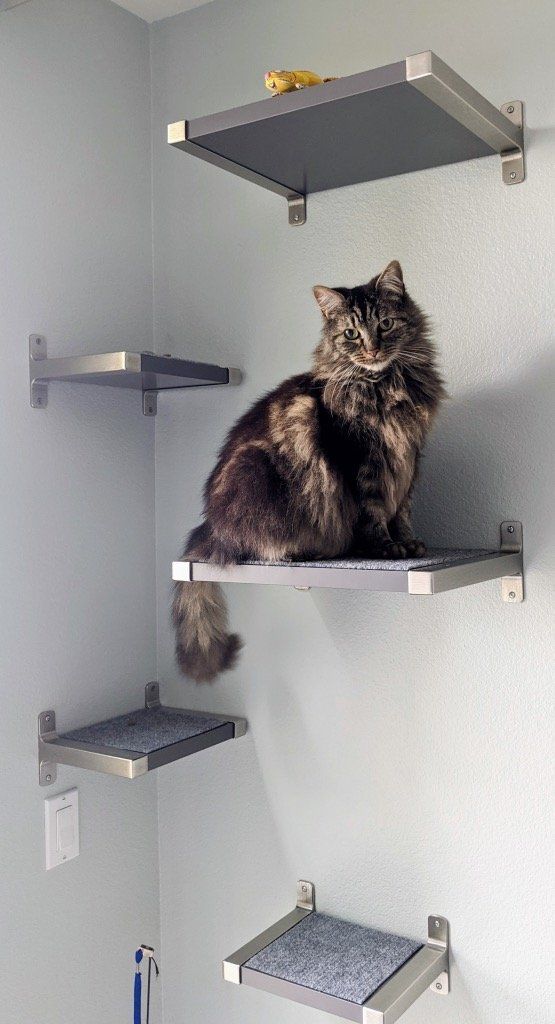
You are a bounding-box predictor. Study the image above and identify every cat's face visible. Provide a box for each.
[313,261,419,377]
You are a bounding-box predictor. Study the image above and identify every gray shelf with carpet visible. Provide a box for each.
[223,880,450,1024]
[173,521,524,602]
[38,683,246,786]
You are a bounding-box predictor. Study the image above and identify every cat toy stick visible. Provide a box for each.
[134,944,159,1024]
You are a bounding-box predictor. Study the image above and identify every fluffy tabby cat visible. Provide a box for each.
[173,261,445,681]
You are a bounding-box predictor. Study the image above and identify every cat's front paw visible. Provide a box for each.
[378,540,407,559]
[403,539,427,557]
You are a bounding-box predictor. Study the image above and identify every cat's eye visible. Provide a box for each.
[344,328,360,341]
[379,317,395,332]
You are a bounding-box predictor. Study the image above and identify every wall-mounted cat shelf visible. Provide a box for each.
[29,336,241,415]
[223,879,450,1023]
[168,51,525,225]
[38,682,246,786]
[173,521,524,603]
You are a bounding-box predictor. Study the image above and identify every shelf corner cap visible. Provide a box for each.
[227,367,242,386]
[168,120,187,145]
[407,569,434,595]
[231,717,248,738]
[172,559,193,582]
[405,50,435,81]
[222,960,242,985]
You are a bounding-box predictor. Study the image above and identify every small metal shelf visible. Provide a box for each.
[173,522,524,602]
[38,682,246,786]
[223,880,450,1023]
[29,336,241,415]
[168,50,524,225]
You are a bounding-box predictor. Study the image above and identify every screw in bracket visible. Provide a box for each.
[507,525,515,533]
[506,104,515,114]
[45,774,52,782]
[435,982,442,991]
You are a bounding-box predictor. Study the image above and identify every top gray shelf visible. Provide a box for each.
[29,336,241,415]
[168,51,525,225]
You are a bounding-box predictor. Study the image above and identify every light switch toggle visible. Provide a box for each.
[56,805,75,851]
[45,788,79,869]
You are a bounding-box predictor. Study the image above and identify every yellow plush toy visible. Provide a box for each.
[264,70,338,95]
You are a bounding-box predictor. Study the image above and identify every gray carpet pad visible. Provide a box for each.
[245,911,421,1004]
[63,706,227,753]
[242,548,496,571]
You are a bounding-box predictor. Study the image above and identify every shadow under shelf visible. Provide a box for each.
[38,682,246,786]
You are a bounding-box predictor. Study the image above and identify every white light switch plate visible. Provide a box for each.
[45,788,79,870]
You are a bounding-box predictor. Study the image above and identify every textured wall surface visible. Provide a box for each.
[151,2,553,1023]
[0,2,160,1021]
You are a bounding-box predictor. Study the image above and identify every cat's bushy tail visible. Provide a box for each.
[172,524,242,683]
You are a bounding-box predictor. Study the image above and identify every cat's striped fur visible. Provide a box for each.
[173,261,445,681]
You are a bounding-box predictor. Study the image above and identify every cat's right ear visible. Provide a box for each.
[313,286,345,319]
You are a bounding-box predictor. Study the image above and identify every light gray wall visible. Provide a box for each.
[0,2,160,1021]
[151,2,553,1024]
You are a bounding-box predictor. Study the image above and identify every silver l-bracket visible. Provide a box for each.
[296,879,316,911]
[500,102,525,184]
[29,334,48,408]
[288,194,306,225]
[500,520,524,602]
[38,710,58,786]
[427,915,450,995]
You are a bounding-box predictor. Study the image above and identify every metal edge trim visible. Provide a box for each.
[241,967,363,1023]
[34,352,130,381]
[223,908,312,985]
[146,721,235,769]
[161,706,247,738]
[38,737,148,779]
[168,119,303,201]
[362,944,448,1023]
[173,560,409,593]
[408,550,522,594]
[405,51,523,155]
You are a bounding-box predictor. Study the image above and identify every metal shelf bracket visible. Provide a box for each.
[288,194,306,226]
[38,709,58,786]
[427,916,450,996]
[500,101,525,185]
[500,520,524,602]
[296,879,316,911]
[29,334,48,408]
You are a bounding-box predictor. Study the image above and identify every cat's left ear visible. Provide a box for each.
[313,286,345,319]
[376,260,404,298]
